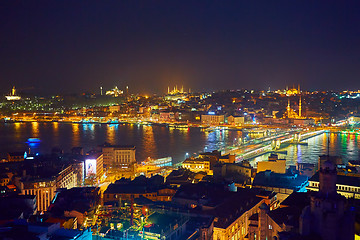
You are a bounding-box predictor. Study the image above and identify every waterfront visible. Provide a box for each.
[252,132,360,166]
[0,122,359,165]
[0,122,242,164]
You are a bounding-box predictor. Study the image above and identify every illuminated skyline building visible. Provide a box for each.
[5,86,21,101]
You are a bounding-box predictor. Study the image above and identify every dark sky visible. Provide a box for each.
[1,1,360,94]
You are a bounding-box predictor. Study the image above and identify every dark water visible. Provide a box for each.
[1,122,359,165]
[0,122,242,164]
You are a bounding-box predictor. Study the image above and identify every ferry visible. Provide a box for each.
[27,138,41,143]
[141,157,173,167]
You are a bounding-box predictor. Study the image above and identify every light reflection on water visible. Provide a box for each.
[252,132,360,167]
[1,122,240,163]
[2,122,360,165]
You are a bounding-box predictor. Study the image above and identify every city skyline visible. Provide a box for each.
[1,1,360,94]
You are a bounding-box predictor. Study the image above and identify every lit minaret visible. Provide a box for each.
[100,86,103,96]
[287,99,290,118]
[168,86,170,94]
[299,95,302,118]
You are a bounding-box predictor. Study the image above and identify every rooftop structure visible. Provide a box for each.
[171,182,273,240]
[252,170,308,202]
[307,171,360,199]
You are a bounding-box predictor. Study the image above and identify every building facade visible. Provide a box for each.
[227,116,244,126]
[306,171,360,199]
[102,145,136,170]
[182,159,212,175]
[56,164,78,189]
[201,114,225,126]
[85,153,104,182]
[257,157,286,174]
[20,178,56,212]
[7,152,24,162]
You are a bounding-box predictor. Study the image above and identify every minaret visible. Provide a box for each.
[168,86,170,94]
[100,86,103,96]
[287,99,290,118]
[299,95,302,118]
[181,85,184,93]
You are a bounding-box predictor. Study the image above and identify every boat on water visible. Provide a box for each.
[168,123,189,129]
[2,118,15,123]
[204,127,216,132]
[141,157,173,167]
[27,138,41,143]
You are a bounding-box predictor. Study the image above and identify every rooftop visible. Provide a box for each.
[172,182,264,229]
[309,171,360,187]
[101,143,136,150]
[252,171,308,191]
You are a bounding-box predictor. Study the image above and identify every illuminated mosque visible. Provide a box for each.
[284,96,304,119]
[5,86,21,101]
[283,85,305,119]
[165,85,189,101]
[285,85,301,96]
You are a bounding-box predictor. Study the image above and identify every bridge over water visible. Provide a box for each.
[220,129,326,162]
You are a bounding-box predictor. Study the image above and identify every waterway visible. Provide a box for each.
[0,122,241,164]
[1,122,359,165]
[252,132,360,166]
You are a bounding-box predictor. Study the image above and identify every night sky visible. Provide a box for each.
[1,1,360,94]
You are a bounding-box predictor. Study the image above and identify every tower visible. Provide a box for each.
[299,95,302,118]
[300,160,354,240]
[318,160,337,195]
[100,86,103,96]
[287,99,290,118]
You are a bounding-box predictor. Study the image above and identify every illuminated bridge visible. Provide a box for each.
[222,129,327,162]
